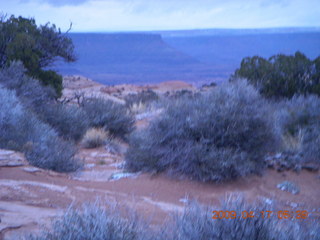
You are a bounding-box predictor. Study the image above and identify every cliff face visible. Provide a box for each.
[70,33,198,65]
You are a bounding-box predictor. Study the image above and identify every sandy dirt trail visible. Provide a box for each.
[0,146,319,239]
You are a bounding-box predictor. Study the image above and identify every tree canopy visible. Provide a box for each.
[0,15,76,96]
[232,52,320,98]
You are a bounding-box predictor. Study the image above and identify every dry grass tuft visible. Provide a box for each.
[81,128,109,148]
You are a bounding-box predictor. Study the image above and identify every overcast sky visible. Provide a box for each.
[2,0,320,32]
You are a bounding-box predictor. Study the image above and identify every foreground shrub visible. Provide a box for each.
[81,97,134,139]
[276,95,320,167]
[125,81,277,182]
[27,203,148,240]
[27,197,320,240]
[160,197,274,240]
[81,128,109,148]
[0,86,81,172]
[158,196,320,240]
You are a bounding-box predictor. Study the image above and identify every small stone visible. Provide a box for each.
[289,202,298,208]
[85,163,96,169]
[277,181,300,195]
[179,198,189,204]
[23,167,41,173]
[108,172,138,181]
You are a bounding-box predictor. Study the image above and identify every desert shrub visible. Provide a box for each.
[25,136,81,172]
[81,97,134,139]
[38,103,90,141]
[81,128,109,148]
[125,81,277,182]
[0,62,89,142]
[125,89,159,107]
[167,89,198,99]
[0,86,81,172]
[275,95,320,166]
[158,197,274,240]
[0,61,55,110]
[27,203,149,240]
[27,197,320,240]
[157,196,320,240]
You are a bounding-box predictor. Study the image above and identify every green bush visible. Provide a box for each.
[0,15,76,96]
[35,69,63,97]
[0,86,81,172]
[125,81,277,182]
[232,52,320,99]
[81,97,135,139]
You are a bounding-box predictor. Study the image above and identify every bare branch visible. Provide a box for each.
[66,21,73,34]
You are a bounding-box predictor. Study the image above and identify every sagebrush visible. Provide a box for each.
[0,86,81,172]
[275,95,320,167]
[27,197,320,240]
[81,97,134,139]
[27,203,149,240]
[125,81,277,182]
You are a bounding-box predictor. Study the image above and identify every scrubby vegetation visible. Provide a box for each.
[38,103,89,142]
[0,86,80,172]
[275,95,320,169]
[0,61,56,109]
[27,203,148,240]
[0,15,75,96]
[232,51,320,99]
[80,97,135,139]
[0,61,136,170]
[125,81,277,182]
[125,89,159,108]
[27,197,320,240]
[159,197,320,240]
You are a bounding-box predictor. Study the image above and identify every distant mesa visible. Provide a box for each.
[55,29,320,86]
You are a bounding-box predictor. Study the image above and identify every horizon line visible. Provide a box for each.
[69,26,320,34]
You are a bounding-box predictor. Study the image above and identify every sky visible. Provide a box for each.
[1,0,320,32]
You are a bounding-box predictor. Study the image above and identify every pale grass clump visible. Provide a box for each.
[129,101,147,114]
[281,130,304,153]
[81,128,109,148]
